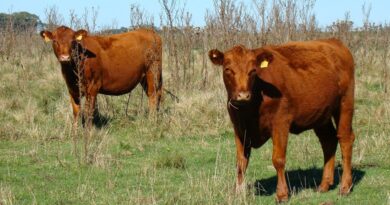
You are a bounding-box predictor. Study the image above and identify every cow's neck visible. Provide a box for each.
[60,61,80,94]
[228,99,269,148]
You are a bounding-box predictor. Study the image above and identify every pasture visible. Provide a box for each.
[1,0,390,204]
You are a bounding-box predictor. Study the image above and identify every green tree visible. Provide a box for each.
[0,11,42,31]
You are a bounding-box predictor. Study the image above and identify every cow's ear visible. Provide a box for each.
[256,51,273,69]
[208,49,224,66]
[71,41,96,58]
[74,29,88,41]
[40,30,53,42]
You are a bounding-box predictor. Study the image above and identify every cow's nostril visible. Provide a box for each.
[59,55,71,62]
[236,92,251,101]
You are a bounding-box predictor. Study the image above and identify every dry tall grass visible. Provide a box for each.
[0,0,389,172]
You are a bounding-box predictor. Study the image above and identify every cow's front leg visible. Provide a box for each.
[83,68,99,128]
[69,92,81,129]
[84,91,97,129]
[85,95,96,129]
[271,124,290,202]
[83,88,97,163]
[235,134,251,193]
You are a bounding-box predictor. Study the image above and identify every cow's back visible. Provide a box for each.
[85,29,161,67]
[102,28,161,54]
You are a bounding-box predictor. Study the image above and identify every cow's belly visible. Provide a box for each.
[96,50,146,95]
[99,72,143,95]
[288,74,340,131]
[291,99,338,133]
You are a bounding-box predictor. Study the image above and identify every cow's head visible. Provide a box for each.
[40,26,89,63]
[209,45,263,104]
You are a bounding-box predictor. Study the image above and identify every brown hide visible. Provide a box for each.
[209,39,355,202]
[41,26,162,126]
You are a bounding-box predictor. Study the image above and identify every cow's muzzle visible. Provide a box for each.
[236,91,251,101]
[58,55,71,62]
[231,91,251,105]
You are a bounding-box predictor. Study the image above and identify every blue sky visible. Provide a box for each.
[1,0,389,29]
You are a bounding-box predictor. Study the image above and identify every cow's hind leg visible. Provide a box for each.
[336,85,355,195]
[314,120,338,192]
[142,63,162,114]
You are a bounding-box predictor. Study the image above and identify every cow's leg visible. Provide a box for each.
[234,134,251,193]
[82,89,97,163]
[314,120,338,192]
[142,65,162,114]
[84,87,98,129]
[271,124,289,202]
[69,93,81,129]
[336,86,355,195]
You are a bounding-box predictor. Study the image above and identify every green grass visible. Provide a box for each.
[0,43,390,204]
[1,129,389,204]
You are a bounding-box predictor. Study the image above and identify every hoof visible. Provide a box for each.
[275,195,289,204]
[319,201,335,205]
[316,184,330,193]
[235,183,246,194]
[275,192,289,203]
[339,186,351,196]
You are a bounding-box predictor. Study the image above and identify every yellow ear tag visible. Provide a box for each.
[75,35,83,41]
[43,34,51,42]
[260,60,269,68]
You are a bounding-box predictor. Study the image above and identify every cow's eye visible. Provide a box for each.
[248,69,256,76]
[224,68,235,75]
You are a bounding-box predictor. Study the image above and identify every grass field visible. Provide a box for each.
[0,31,389,205]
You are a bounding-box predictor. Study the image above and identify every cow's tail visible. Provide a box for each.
[163,88,179,103]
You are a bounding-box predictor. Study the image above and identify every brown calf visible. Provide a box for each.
[209,38,355,202]
[40,26,162,126]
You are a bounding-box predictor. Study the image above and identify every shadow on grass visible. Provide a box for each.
[92,109,111,128]
[254,166,365,196]
[91,107,160,128]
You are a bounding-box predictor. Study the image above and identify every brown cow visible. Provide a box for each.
[40,26,162,126]
[209,38,355,202]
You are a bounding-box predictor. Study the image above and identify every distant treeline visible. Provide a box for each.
[0,11,159,34]
[0,12,44,31]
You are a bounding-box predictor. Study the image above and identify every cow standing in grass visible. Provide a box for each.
[208,38,355,202]
[40,26,162,127]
